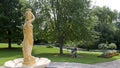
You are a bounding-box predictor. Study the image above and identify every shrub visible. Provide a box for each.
[108,43,117,49]
[98,43,119,58]
[46,45,53,48]
[98,43,108,49]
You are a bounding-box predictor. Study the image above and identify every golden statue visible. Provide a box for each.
[22,8,35,66]
[4,8,51,68]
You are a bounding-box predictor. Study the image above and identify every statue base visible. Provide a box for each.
[4,57,51,68]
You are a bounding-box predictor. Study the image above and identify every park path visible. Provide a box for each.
[47,59,120,68]
[0,59,120,68]
[95,59,120,68]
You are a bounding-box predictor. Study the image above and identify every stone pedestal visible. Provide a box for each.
[4,57,51,68]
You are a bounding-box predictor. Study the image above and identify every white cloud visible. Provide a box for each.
[92,0,120,11]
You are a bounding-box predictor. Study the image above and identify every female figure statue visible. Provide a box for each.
[22,8,35,66]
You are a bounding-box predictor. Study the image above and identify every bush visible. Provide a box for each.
[46,45,54,48]
[108,43,117,49]
[98,43,108,49]
[98,43,119,58]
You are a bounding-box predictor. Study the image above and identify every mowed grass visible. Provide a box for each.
[0,43,120,66]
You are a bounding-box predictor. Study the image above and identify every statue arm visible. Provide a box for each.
[29,12,35,23]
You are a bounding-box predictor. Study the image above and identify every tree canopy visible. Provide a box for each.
[0,0,120,53]
[0,0,28,48]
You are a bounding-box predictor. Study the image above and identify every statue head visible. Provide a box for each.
[25,8,32,21]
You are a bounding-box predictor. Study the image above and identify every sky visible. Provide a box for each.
[92,0,120,11]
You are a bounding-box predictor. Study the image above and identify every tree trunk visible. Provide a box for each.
[86,44,90,51]
[8,30,12,48]
[59,36,64,55]
[59,42,63,55]
[56,0,64,55]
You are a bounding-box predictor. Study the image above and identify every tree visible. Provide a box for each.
[114,12,120,49]
[0,0,28,48]
[92,6,118,44]
[32,0,99,55]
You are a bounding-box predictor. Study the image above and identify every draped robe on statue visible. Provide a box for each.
[22,8,35,66]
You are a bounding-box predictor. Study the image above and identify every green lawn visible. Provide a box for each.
[0,43,120,66]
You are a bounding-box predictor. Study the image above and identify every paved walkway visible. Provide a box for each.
[95,59,120,68]
[47,62,105,68]
[47,59,120,68]
[1,59,120,68]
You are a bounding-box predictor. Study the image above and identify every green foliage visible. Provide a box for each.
[31,0,99,54]
[46,45,54,48]
[98,43,108,49]
[98,43,118,58]
[65,41,77,47]
[0,0,119,52]
[98,43,117,50]
[0,0,28,48]
[92,6,118,43]
[108,43,117,49]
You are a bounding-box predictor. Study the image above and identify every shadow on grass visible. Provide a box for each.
[34,53,72,58]
[0,47,22,58]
